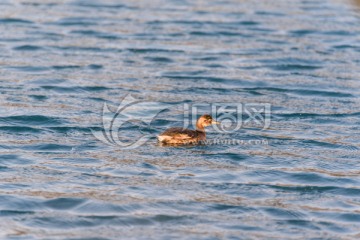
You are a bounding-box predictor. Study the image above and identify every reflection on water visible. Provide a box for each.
[0,0,360,239]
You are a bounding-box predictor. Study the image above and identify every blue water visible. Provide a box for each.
[1,0,360,239]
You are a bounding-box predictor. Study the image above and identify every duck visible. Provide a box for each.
[157,114,219,145]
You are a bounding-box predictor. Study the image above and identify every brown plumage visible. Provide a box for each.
[157,114,219,145]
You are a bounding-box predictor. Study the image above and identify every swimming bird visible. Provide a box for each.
[157,114,219,144]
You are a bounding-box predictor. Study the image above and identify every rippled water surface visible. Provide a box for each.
[1,0,360,239]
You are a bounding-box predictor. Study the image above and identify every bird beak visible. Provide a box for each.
[211,120,220,125]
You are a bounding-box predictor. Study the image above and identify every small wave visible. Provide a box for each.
[0,115,63,126]
[50,17,100,27]
[269,185,360,196]
[70,1,133,10]
[259,58,322,71]
[126,48,185,54]
[0,18,33,24]
[144,56,174,63]
[189,31,252,38]
[13,45,43,51]
[0,210,35,216]
[40,85,110,93]
[289,29,317,36]
[240,87,353,98]
[48,126,91,134]
[275,112,360,119]
[52,46,116,52]
[44,198,87,210]
[0,126,42,133]
[8,66,50,72]
[70,30,121,40]
[21,143,74,152]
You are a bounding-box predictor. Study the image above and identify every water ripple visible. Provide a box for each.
[0,0,360,239]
